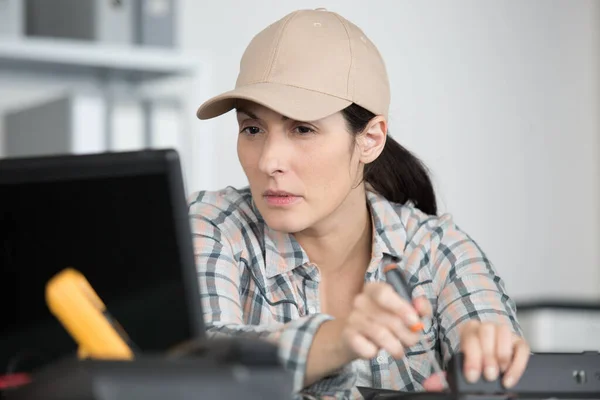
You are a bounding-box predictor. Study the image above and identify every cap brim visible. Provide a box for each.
[196,82,352,122]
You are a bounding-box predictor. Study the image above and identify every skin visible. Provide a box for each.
[235,99,530,390]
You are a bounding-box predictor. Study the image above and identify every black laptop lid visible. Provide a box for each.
[0,149,204,373]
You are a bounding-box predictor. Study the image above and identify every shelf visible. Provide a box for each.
[0,36,203,82]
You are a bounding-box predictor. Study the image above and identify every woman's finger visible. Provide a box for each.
[502,337,531,388]
[363,322,405,359]
[354,289,424,355]
[423,371,447,392]
[348,301,406,358]
[356,293,421,347]
[460,321,483,383]
[368,311,421,349]
[496,324,513,373]
[413,296,433,319]
[344,328,379,359]
[365,283,422,330]
[479,322,498,381]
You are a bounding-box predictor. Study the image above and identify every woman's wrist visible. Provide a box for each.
[324,318,357,365]
[304,318,356,387]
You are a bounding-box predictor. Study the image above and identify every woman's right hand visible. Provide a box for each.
[339,281,432,361]
[304,281,433,387]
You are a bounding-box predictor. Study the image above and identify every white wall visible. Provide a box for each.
[181,0,600,303]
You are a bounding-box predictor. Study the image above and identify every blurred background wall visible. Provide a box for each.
[183,0,600,304]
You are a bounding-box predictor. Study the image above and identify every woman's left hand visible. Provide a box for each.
[423,320,530,391]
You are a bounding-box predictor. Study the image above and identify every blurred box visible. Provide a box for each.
[517,302,600,352]
[147,99,182,150]
[5,93,107,157]
[109,97,145,152]
[134,0,176,48]
[0,0,24,38]
[25,0,133,45]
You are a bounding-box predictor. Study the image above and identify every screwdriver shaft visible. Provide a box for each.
[383,263,449,390]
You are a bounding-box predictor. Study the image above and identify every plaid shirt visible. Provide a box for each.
[189,186,522,399]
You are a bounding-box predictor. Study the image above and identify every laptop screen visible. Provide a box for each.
[0,150,204,373]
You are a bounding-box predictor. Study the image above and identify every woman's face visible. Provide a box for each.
[236,101,364,234]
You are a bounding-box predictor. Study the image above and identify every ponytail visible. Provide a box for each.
[341,104,438,215]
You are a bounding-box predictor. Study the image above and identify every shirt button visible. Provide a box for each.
[376,355,386,364]
[308,306,317,314]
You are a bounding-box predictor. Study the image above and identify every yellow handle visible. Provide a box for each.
[46,268,134,360]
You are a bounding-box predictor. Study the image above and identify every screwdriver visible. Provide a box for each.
[383,263,449,391]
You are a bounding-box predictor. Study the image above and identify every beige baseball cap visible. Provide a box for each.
[196,8,390,122]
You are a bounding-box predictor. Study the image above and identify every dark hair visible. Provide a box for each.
[341,103,437,215]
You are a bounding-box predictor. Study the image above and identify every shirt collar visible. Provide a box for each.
[263,224,310,279]
[256,190,408,279]
[250,197,310,278]
[366,190,407,261]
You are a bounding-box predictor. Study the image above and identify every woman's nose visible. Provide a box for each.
[258,132,289,176]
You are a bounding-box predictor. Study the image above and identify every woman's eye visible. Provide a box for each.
[294,126,315,135]
[241,126,261,135]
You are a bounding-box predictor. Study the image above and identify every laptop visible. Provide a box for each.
[0,149,205,374]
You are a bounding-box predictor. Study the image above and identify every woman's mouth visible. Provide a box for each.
[263,190,302,207]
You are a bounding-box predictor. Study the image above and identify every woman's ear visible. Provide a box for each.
[358,116,387,164]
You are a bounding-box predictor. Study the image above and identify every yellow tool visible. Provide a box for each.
[45,268,135,360]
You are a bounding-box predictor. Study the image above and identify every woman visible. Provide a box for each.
[190,8,529,399]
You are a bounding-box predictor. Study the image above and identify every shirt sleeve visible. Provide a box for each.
[428,214,523,366]
[189,194,355,397]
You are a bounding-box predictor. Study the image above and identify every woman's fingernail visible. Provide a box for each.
[503,376,515,388]
[466,369,479,383]
[407,313,420,326]
[484,366,498,381]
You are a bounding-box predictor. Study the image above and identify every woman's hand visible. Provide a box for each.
[423,320,530,391]
[460,321,530,387]
[304,281,432,387]
[339,282,432,361]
